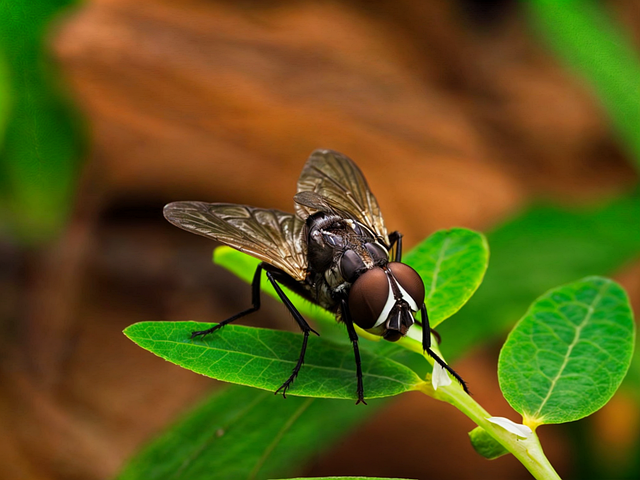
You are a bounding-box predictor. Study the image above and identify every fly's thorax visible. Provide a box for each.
[338,241,388,282]
[305,211,383,282]
[324,238,388,294]
[348,262,425,341]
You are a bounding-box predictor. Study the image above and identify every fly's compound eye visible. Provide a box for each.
[340,250,365,283]
[387,262,425,308]
[348,267,388,329]
[365,242,388,262]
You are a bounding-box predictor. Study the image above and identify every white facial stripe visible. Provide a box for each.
[373,277,395,328]
[372,273,419,328]
[397,282,419,311]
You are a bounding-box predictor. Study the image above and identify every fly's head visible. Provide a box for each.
[347,262,425,341]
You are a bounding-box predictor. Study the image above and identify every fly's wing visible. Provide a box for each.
[295,149,388,242]
[163,202,308,281]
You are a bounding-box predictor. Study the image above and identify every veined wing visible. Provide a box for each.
[163,202,308,281]
[295,149,388,242]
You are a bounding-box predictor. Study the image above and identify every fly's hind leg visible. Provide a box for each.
[265,270,319,398]
[191,263,264,338]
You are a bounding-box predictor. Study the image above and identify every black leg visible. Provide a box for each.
[388,231,403,262]
[191,263,265,338]
[265,270,319,398]
[421,304,430,349]
[341,299,366,405]
[414,319,442,344]
[421,304,469,394]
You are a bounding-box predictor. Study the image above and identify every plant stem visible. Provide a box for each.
[401,329,561,479]
[420,381,561,480]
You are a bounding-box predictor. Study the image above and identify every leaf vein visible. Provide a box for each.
[533,282,608,419]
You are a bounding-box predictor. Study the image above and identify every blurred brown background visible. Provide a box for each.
[1,0,639,479]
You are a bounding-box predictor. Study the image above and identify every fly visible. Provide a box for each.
[163,149,468,404]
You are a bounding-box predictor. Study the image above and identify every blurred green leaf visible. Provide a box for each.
[0,0,85,242]
[124,322,423,400]
[118,385,379,480]
[403,228,489,327]
[525,0,640,165]
[278,478,412,480]
[0,49,11,151]
[468,426,509,460]
[498,276,635,425]
[440,192,640,360]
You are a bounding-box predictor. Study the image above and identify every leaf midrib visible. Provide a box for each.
[171,391,268,479]
[533,282,608,418]
[427,235,451,301]
[142,337,418,386]
[248,397,314,480]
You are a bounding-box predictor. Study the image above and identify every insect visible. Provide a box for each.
[164,149,468,404]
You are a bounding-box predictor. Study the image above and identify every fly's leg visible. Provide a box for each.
[388,231,403,262]
[191,263,264,338]
[421,304,469,394]
[266,270,319,398]
[414,319,442,344]
[341,299,366,405]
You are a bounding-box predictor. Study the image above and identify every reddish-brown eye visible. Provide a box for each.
[348,267,388,329]
[388,262,425,307]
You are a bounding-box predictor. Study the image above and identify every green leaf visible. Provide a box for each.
[468,426,509,460]
[0,48,11,151]
[439,193,640,360]
[118,385,378,480]
[124,322,422,400]
[402,228,489,327]
[498,276,635,426]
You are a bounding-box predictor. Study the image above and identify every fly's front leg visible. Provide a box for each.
[191,263,264,338]
[388,231,403,262]
[414,318,442,344]
[265,270,319,398]
[341,299,366,405]
[420,304,469,394]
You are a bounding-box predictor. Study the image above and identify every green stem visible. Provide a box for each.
[401,330,560,479]
[429,383,560,480]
